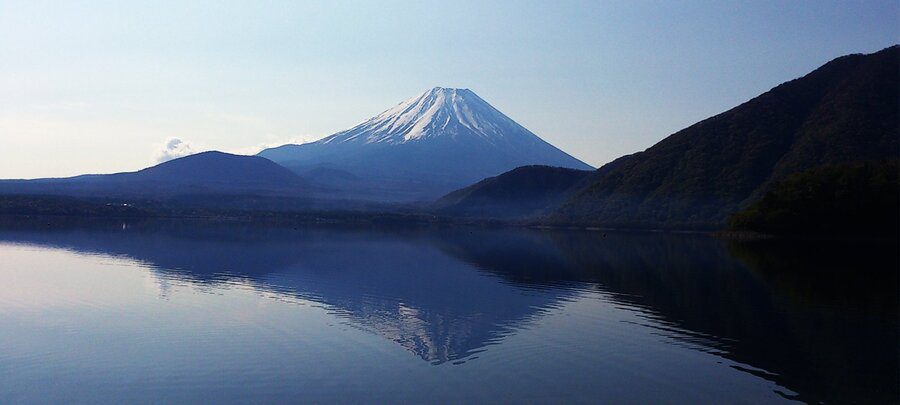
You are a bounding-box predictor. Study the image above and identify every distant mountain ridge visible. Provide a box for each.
[546,45,899,229]
[0,151,307,197]
[1,46,895,229]
[259,87,592,200]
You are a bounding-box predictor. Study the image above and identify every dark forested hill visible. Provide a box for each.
[728,160,899,236]
[432,166,591,218]
[548,45,899,229]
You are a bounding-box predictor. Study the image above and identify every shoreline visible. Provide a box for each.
[0,212,895,243]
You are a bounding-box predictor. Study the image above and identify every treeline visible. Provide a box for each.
[0,195,159,217]
[0,194,503,227]
[729,160,899,237]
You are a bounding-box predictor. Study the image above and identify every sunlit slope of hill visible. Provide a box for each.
[729,160,899,236]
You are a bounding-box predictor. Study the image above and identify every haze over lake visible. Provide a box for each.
[0,220,895,403]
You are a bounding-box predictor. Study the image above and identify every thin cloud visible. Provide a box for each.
[228,135,322,155]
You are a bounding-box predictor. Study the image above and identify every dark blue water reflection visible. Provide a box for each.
[0,219,895,403]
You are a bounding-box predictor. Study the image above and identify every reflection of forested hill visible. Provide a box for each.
[437,229,898,404]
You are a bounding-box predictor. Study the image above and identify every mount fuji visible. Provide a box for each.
[258,87,592,200]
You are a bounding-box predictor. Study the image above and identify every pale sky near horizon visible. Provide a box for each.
[1,0,897,178]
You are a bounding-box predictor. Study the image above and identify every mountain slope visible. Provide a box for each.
[0,151,307,197]
[259,87,592,201]
[124,151,302,187]
[549,45,899,229]
[433,166,592,218]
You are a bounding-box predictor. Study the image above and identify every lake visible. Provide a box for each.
[0,219,896,403]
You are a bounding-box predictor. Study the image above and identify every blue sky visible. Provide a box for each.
[0,0,897,178]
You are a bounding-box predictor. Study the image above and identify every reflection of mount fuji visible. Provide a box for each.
[0,220,895,403]
[0,221,585,364]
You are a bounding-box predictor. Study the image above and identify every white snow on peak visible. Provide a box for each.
[318,87,540,146]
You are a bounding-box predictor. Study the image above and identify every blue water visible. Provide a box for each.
[0,220,896,403]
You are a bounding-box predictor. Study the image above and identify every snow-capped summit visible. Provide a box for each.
[322,87,536,145]
[259,87,592,201]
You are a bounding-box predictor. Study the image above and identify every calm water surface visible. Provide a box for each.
[0,220,896,403]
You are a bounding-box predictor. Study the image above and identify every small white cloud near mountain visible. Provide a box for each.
[153,137,199,163]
